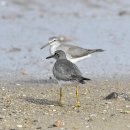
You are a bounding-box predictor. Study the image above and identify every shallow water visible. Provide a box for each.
[0,0,130,81]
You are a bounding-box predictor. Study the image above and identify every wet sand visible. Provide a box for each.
[0,78,130,130]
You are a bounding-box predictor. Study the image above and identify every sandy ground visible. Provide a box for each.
[0,78,130,130]
[0,0,130,129]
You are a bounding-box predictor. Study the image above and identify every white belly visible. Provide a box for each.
[68,55,91,63]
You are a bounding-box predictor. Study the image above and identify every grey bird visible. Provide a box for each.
[42,36,104,63]
[46,50,91,107]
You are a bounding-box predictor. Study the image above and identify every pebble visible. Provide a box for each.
[104,92,118,99]
[36,127,42,129]
[103,110,107,113]
[53,120,64,127]
[17,125,23,128]
[16,83,21,86]
[102,117,106,120]
[120,110,130,114]
[90,114,97,117]
[33,120,38,122]
[50,105,54,107]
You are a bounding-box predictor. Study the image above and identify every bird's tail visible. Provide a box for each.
[79,77,91,84]
[86,49,104,55]
[93,49,104,52]
[71,75,91,84]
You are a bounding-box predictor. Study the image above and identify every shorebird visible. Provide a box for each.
[42,36,104,63]
[46,50,91,107]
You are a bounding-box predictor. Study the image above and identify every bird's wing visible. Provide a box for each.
[67,46,100,58]
[57,44,104,58]
[57,44,88,58]
[53,60,82,81]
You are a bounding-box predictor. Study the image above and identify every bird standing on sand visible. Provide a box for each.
[42,36,104,63]
[46,50,91,107]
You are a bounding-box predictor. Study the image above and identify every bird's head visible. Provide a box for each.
[46,50,66,60]
[40,36,60,49]
[40,35,72,49]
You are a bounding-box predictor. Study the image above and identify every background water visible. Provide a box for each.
[0,0,130,81]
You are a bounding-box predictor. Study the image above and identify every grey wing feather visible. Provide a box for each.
[57,44,104,58]
[68,46,91,58]
[57,44,89,58]
[68,46,104,58]
[53,59,82,81]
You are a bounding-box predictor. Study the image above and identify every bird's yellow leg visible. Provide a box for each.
[59,87,63,106]
[75,86,81,107]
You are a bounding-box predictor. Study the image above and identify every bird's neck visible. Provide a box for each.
[58,56,67,60]
[50,41,61,54]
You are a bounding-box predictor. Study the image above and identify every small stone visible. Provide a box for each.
[120,110,130,114]
[50,105,54,107]
[90,114,97,117]
[17,125,23,128]
[36,127,42,129]
[104,92,118,100]
[22,94,26,97]
[16,83,21,86]
[53,120,64,127]
[33,120,38,122]
[103,110,107,112]
[102,117,106,120]
[110,113,116,117]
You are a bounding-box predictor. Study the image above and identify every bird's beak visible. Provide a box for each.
[40,42,50,49]
[46,54,55,59]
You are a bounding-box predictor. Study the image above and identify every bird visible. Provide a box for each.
[46,50,91,107]
[42,36,104,63]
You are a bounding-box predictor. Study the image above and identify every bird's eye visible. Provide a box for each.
[53,39,57,42]
[55,53,59,57]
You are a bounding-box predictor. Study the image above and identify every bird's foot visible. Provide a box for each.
[75,101,81,108]
[58,100,64,107]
